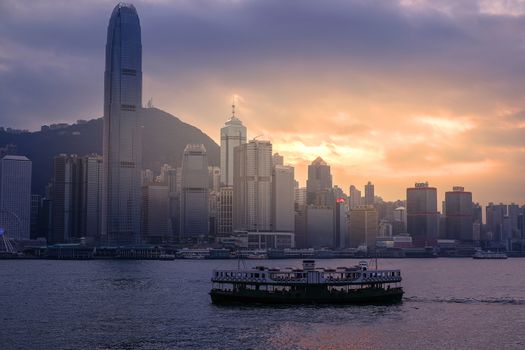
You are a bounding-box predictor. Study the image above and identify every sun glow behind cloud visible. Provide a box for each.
[1,0,525,203]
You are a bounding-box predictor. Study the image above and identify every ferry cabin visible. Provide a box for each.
[211,263,402,294]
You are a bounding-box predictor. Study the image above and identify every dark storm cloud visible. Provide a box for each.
[1,0,525,130]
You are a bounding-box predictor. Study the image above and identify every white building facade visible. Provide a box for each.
[233,140,272,232]
[220,113,246,187]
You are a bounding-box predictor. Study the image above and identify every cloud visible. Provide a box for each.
[0,0,524,203]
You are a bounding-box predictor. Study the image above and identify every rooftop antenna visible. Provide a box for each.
[231,95,236,118]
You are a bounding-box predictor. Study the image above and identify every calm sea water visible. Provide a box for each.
[1,258,524,350]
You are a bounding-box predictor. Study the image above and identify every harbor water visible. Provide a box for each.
[1,258,524,349]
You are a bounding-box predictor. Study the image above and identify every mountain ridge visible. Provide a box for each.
[0,107,220,194]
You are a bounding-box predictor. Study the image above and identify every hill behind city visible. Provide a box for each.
[0,107,220,194]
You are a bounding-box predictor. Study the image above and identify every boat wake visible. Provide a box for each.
[405,296,525,305]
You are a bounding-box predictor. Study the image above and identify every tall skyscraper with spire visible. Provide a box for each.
[102,3,143,244]
[220,101,247,186]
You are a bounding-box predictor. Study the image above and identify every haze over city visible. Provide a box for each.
[1,0,525,204]
[2,2,525,350]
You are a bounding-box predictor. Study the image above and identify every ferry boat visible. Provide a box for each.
[210,260,403,305]
[473,251,508,259]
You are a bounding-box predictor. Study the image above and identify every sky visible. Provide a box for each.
[0,0,525,205]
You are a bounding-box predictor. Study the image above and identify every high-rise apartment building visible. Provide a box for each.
[0,155,32,240]
[444,186,473,242]
[220,107,246,187]
[233,140,272,232]
[102,3,143,244]
[306,157,332,206]
[349,185,362,209]
[180,144,209,238]
[364,181,375,205]
[406,182,439,247]
[272,165,295,232]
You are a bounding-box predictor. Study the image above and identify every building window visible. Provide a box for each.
[122,68,137,76]
[121,104,136,111]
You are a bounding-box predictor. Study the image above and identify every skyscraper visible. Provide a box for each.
[0,155,32,240]
[486,203,506,243]
[272,165,295,232]
[364,181,375,205]
[217,186,233,236]
[220,105,246,187]
[208,166,221,192]
[79,155,103,242]
[444,186,473,242]
[349,185,362,209]
[334,198,348,248]
[348,205,378,249]
[233,140,272,232]
[272,153,284,167]
[406,182,439,247]
[142,184,170,243]
[30,194,41,239]
[294,187,307,208]
[166,167,180,239]
[507,204,521,240]
[305,206,334,248]
[51,155,103,244]
[180,144,209,239]
[306,157,332,206]
[51,154,80,243]
[102,3,143,244]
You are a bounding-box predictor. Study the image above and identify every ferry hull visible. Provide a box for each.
[210,287,403,305]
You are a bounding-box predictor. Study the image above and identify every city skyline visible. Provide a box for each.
[1,0,525,204]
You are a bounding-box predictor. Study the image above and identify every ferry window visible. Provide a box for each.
[363,273,367,278]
